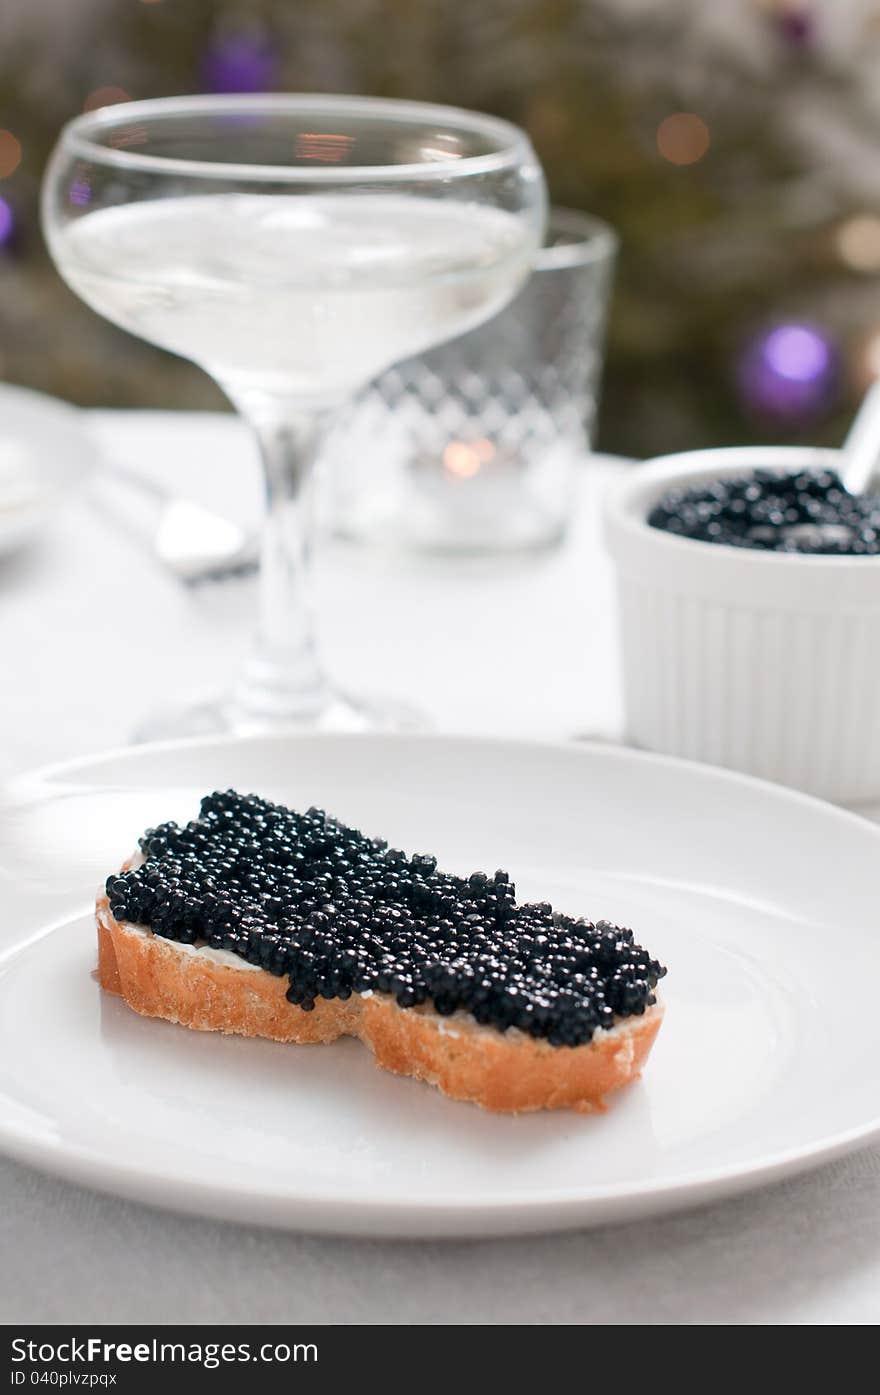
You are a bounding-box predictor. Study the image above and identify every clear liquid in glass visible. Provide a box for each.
[54,193,534,401]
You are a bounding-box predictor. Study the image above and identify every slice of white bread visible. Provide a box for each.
[96,884,663,1114]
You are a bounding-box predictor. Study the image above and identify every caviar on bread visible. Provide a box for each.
[96,791,666,1113]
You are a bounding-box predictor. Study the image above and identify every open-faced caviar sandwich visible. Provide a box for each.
[97,791,666,1113]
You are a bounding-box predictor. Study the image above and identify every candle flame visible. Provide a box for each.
[443,438,495,479]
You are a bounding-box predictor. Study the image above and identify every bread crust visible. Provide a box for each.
[96,891,663,1114]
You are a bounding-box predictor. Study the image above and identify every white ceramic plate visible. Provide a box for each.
[1,734,879,1237]
[0,383,93,557]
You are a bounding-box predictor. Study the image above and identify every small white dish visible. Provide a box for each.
[605,446,880,803]
[1,733,879,1237]
[0,382,93,558]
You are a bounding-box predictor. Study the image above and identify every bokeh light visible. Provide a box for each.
[0,197,15,246]
[764,325,830,382]
[84,87,131,113]
[294,133,353,163]
[656,113,710,166]
[776,9,814,47]
[0,130,22,179]
[69,177,92,208]
[852,328,880,393]
[201,29,279,93]
[864,333,880,378]
[443,439,495,479]
[738,322,838,421]
[836,215,880,273]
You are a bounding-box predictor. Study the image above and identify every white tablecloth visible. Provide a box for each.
[2,410,879,1325]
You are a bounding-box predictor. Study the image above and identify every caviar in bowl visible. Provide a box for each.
[647,467,880,556]
[604,446,880,803]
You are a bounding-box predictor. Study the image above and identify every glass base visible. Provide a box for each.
[134,689,426,743]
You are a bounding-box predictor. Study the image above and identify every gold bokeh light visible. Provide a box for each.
[294,133,353,163]
[0,130,22,179]
[836,215,880,273]
[84,87,132,113]
[657,113,710,166]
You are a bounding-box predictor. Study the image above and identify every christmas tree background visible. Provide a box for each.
[2,0,880,458]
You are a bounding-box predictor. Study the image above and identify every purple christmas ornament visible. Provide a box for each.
[0,197,15,249]
[201,29,279,94]
[737,323,838,423]
[776,6,814,48]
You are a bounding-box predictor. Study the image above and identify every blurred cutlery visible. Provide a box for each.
[95,464,258,584]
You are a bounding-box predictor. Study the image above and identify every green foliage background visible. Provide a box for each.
[1,0,878,457]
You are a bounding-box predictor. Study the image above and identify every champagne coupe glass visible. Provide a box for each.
[42,95,546,736]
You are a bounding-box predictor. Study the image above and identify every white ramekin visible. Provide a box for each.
[604,446,880,804]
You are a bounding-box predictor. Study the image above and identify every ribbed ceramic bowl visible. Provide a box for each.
[604,446,880,803]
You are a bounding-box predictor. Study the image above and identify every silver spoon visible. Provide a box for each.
[840,378,880,497]
[776,382,880,550]
[94,464,258,584]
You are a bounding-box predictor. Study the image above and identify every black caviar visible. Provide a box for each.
[105,791,665,1048]
[648,468,880,555]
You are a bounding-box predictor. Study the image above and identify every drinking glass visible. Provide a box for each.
[327,208,617,552]
[42,94,546,735]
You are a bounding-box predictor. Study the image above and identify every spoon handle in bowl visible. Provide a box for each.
[842,379,880,496]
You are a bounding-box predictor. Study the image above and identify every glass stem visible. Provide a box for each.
[231,402,334,725]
